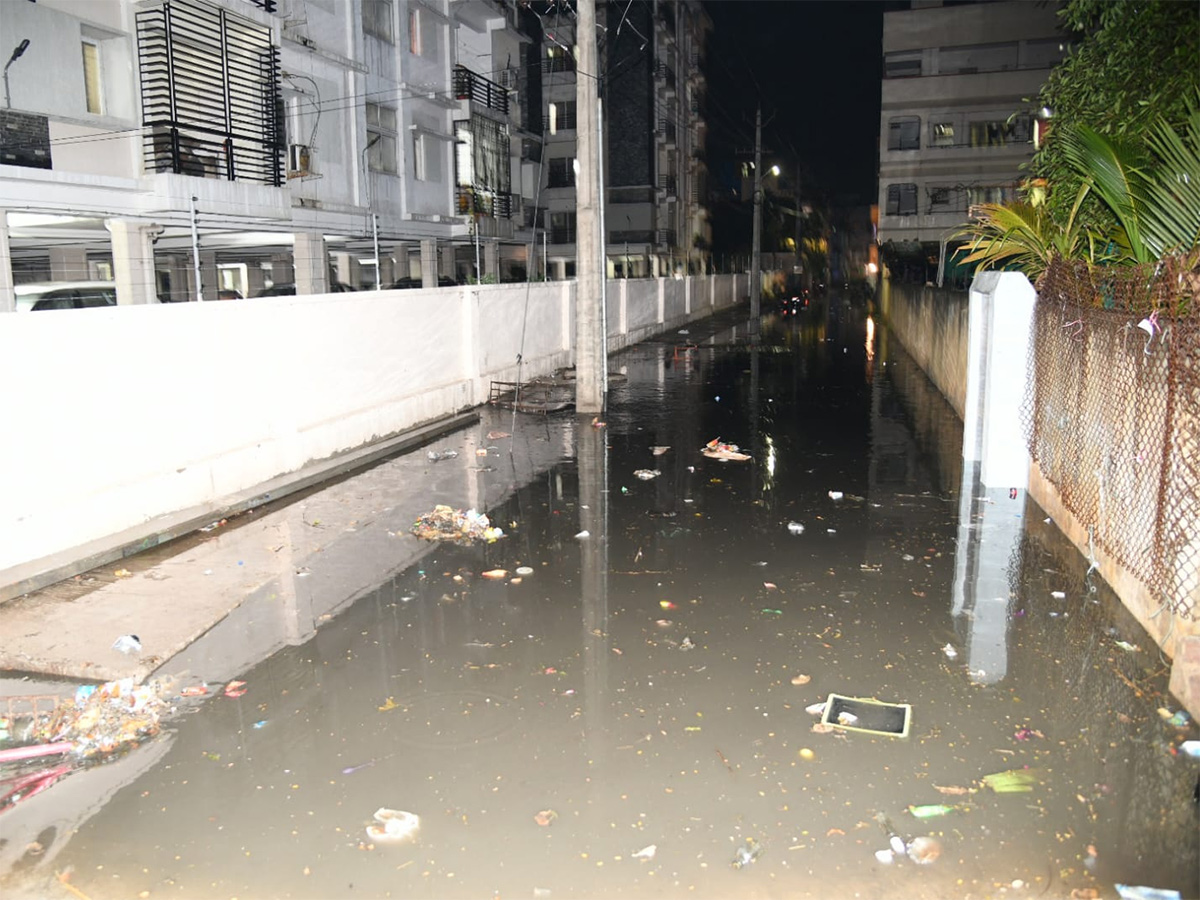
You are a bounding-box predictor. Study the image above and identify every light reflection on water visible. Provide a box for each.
[3,301,1197,900]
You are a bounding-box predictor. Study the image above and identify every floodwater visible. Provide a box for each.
[3,297,1198,900]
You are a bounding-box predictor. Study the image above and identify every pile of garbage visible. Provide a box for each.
[701,438,750,461]
[411,505,504,544]
[30,677,170,759]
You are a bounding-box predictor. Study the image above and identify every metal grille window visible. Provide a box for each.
[364,0,394,43]
[548,156,575,187]
[545,46,574,74]
[136,0,282,185]
[932,122,955,147]
[366,102,398,173]
[454,113,512,218]
[887,116,920,151]
[886,183,917,216]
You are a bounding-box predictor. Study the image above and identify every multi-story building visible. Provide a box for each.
[0,0,708,305]
[875,0,1068,274]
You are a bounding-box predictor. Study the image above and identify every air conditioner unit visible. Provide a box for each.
[287,143,312,177]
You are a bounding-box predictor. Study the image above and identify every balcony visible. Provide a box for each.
[457,186,514,219]
[657,174,677,196]
[655,62,676,93]
[454,65,509,116]
[656,228,678,247]
[658,120,677,144]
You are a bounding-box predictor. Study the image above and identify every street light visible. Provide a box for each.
[4,39,30,109]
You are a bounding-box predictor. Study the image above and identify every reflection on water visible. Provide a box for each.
[3,302,1197,900]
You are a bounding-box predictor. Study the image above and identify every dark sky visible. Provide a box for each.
[704,1,885,206]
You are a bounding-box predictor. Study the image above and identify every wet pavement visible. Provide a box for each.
[2,298,1198,900]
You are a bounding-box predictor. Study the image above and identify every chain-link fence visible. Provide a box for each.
[1025,256,1200,621]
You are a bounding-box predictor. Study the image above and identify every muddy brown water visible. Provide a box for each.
[2,300,1197,899]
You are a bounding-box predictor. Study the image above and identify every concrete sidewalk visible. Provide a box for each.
[0,406,575,687]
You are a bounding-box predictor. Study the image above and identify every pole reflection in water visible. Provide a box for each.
[577,416,610,787]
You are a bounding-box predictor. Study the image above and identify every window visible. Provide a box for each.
[969,120,1007,148]
[366,102,397,173]
[364,0,393,42]
[550,211,577,243]
[931,122,955,147]
[413,132,427,181]
[548,100,576,134]
[886,183,917,217]
[887,117,920,151]
[967,185,1017,207]
[937,42,1017,75]
[409,6,421,54]
[927,186,959,213]
[82,40,103,114]
[884,51,922,78]
[545,46,574,74]
[548,156,576,188]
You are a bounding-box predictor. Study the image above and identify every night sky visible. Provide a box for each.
[703,1,886,207]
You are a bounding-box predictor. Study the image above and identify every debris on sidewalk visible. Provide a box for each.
[366,808,420,844]
[702,438,750,461]
[411,505,504,543]
[111,634,142,655]
[426,449,459,462]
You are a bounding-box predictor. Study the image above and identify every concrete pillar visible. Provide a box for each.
[107,219,157,305]
[440,243,457,282]
[573,0,603,413]
[332,251,360,289]
[293,232,329,295]
[49,246,89,281]
[378,250,395,287]
[553,259,567,281]
[0,210,13,312]
[271,253,293,286]
[200,250,219,300]
[245,264,267,298]
[963,271,1035,488]
[484,239,499,283]
[421,239,438,288]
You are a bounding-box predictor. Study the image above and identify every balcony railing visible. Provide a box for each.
[610,229,655,245]
[658,120,677,143]
[454,65,509,115]
[658,174,677,195]
[457,186,514,219]
[655,62,676,91]
[656,228,678,247]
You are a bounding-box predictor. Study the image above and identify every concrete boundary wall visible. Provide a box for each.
[0,275,745,586]
[879,279,970,418]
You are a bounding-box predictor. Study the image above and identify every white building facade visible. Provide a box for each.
[0,0,709,308]
[876,0,1068,271]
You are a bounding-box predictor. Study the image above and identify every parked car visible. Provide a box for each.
[254,282,356,297]
[388,276,459,289]
[15,281,118,311]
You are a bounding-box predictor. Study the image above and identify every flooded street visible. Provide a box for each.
[4,299,1197,900]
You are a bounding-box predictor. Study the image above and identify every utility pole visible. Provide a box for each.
[575,0,604,413]
[750,104,762,335]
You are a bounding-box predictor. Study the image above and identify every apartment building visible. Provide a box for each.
[0,0,709,306]
[876,0,1068,273]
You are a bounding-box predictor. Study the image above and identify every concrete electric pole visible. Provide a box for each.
[574,0,605,413]
[750,104,762,335]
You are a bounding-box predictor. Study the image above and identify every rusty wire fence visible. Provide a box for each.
[1025,256,1200,622]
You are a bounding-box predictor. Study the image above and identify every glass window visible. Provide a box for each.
[82,40,103,114]
[937,42,1018,75]
[550,211,577,243]
[887,117,920,151]
[364,0,394,43]
[969,120,1007,148]
[931,122,955,147]
[409,6,421,54]
[886,183,917,217]
[549,100,577,134]
[548,157,576,188]
[366,102,398,173]
[884,51,922,78]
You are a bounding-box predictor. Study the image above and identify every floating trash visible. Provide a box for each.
[942,643,958,659]
[731,838,763,869]
[534,809,558,827]
[651,446,670,456]
[907,803,963,819]
[828,491,844,500]
[412,505,504,544]
[906,835,942,865]
[481,569,508,580]
[787,521,805,535]
[515,566,534,576]
[366,808,420,844]
[981,768,1043,793]
[702,438,751,462]
[634,469,661,480]
[821,694,911,738]
[632,844,657,860]
[680,637,695,651]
